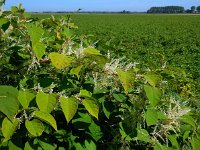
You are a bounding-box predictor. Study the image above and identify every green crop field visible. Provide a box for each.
[32,13,200,94]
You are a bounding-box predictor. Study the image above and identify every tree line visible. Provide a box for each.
[147,6,200,13]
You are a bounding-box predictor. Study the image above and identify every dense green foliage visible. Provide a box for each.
[0,3,200,150]
[197,6,200,13]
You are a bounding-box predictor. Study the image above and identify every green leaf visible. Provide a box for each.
[82,99,99,119]
[72,112,92,124]
[24,143,33,150]
[24,142,34,150]
[49,52,74,69]
[60,96,78,123]
[84,47,101,55]
[18,90,35,108]
[72,112,92,130]
[79,89,92,98]
[167,134,179,149]
[154,144,174,150]
[37,139,56,150]
[119,122,130,140]
[157,111,166,120]
[117,69,135,95]
[70,65,83,79]
[119,121,137,141]
[1,21,10,32]
[191,136,200,150]
[183,131,190,141]
[36,92,57,113]
[102,101,111,119]
[7,141,21,150]
[58,147,65,150]
[113,93,126,102]
[88,121,103,141]
[144,85,161,106]
[27,24,44,44]
[32,42,46,60]
[27,24,45,60]
[34,111,57,131]
[0,86,19,120]
[63,27,73,38]
[180,115,196,128]
[144,72,161,87]
[84,140,96,150]
[25,119,44,136]
[92,55,108,65]
[0,85,18,95]
[68,22,75,28]
[0,18,9,27]
[137,129,152,142]
[145,108,158,126]
[74,143,85,150]
[11,6,18,13]
[2,117,19,141]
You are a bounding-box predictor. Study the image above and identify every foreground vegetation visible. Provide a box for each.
[0,3,200,150]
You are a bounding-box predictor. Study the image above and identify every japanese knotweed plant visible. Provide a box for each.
[0,2,199,150]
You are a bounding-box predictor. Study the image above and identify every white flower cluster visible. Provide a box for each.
[66,41,86,59]
[27,56,41,74]
[150,96,191,145]
[66,41,74,55]
[44,82,57,94]
[104,56,139,75]
[92,54,139,91]
[74,47,84,58]
[161,96,190,135]
[33,83,42,92]
[104,58,122,75]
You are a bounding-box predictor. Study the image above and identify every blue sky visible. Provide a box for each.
[3,0,200,12]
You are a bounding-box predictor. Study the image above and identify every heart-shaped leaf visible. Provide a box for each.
[60,96,78,123]
[36,92,57,113]
[0,86,19,120]
[145,108,158,126]
[18,90,35,108]
[27,25,45,60]
[2,117,19,141]
[117,69,135,95]
[144,85,161,106]
[82,99,99,119]
[84,47,101,55]
[49,52,74,69]
[34,111,57,131]
[25,119,44,137]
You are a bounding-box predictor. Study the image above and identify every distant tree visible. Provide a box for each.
[121,10,130,13]
[77,8,82,12]
[147,6,184,13]
[197,6,200,13]
[185,9,192,13]
[191,6,196,13]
